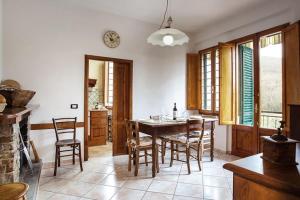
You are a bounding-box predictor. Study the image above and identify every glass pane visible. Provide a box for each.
[237,41,254,126]
[206,65,211,72]
[106,61,114,105]
[259,33,282,129]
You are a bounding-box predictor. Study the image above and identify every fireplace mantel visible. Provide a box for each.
[0,104,39,125]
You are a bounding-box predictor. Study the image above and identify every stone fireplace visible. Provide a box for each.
[0,106,37,184]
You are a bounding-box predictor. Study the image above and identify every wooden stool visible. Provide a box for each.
[0,182,29,200]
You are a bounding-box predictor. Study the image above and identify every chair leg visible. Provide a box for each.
[54,146,58,176]
[197,142,201,171]
[72,145,75,165]
[78,144,83,172]
[176,144,179,160]
[133,151,136,165]
[134,149,140,176]
[128,147,132,171]
[145,150,148,166]
[156,144,159,173]
[170,141,174,167]
[161,139,165,164]
[186,146,191,174]
[58,149,61,167]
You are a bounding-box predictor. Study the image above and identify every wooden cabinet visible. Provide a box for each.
[224,145,300,200]
[89,110,108,146]
[186,53,200,110]
[283,21,300,133]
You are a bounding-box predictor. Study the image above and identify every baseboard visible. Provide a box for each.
[214,148,232,155]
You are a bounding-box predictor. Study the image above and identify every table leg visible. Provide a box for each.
[152,133,157,177]
[210,121,214,161]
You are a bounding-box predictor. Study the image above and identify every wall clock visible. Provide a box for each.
[103,31,120,48]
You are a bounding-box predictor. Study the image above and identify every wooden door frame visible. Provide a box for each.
[84,55,133,161]
[231,24,288,157]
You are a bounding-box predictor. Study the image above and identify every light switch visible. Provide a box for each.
[70,104,78,109]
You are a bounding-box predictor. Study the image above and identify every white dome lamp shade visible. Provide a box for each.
[147,25,189,46]
[147,1,189,47]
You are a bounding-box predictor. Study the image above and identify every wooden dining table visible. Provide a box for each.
[138,117,217,177]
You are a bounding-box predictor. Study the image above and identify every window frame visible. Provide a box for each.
[104,61,114,107]
[199,46,219,115]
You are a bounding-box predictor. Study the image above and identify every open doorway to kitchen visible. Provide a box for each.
[84,55,132,161]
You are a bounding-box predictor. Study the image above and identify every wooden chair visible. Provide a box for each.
[169,119,205,174]
[125,120,159,176]
[52,117,83,176]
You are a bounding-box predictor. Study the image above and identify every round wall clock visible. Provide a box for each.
[103,31,120,48]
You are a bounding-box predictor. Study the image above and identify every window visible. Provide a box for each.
[105,61,114,106]
[200,48,219,114]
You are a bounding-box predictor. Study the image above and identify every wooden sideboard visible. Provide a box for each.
[89,110,108,146]
[224,144,300,200]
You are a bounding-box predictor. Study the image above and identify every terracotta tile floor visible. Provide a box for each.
[37,144,239,200]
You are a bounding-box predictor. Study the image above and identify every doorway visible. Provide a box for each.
[84,55,132,161]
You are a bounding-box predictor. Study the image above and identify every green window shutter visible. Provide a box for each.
[239,46,254,126]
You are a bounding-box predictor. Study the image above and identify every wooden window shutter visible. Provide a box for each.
[283,22,300,131]
[186,53,200,110]
[239,46,254,125]
[219,43,236,125]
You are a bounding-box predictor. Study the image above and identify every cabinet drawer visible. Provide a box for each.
[90,111,107,118]
[91,118,107,128]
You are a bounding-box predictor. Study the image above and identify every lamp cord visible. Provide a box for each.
[159,0,169,29]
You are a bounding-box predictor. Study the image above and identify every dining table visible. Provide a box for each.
[138,116,218,177]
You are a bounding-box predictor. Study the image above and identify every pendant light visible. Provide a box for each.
[147,0,189,47]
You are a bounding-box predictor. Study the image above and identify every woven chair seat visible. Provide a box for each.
[55,139,81,146]
[168,135,199,144]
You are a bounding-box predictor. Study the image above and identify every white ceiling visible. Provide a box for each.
[65,0,272,33]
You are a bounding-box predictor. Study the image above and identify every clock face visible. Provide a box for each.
[103,31,120,48]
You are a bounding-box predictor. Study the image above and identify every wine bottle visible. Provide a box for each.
[173,103,177,120]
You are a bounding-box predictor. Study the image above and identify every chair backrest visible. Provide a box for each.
[125,119,140,146]
[52,117,77,142]
[186,119,205,142]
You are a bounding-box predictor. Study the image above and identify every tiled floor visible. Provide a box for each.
[38,144,239,200]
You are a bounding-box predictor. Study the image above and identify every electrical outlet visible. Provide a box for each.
[70,104,78,109]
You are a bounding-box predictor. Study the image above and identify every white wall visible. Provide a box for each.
[3,0,188,162]
[0,0,3,80]
[191,0,300,51]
